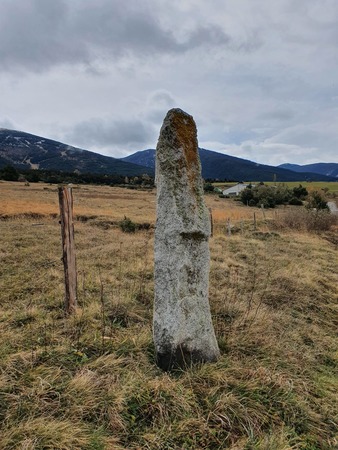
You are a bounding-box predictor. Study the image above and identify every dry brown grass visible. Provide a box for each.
[272,207,338,233]
[0,181,157,222]
[0,182,337,449]
[1,181,274,225]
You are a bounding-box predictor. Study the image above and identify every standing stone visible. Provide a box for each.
[154,108,220,371]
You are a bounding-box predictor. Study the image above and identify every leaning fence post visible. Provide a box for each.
[58,186,77,315]
[209,208,213,237]
[227,218,231,236]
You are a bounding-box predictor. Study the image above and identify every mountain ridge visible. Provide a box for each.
[0,128,336,181]
[122,148,336,182]
[0,128,154,177]
[278,163,338,178]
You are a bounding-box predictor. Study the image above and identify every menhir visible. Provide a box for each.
[154,108,220,371]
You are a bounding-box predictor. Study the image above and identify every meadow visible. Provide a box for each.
[213,182,338,196]
[261,182,338,196]
[0,181,337,449]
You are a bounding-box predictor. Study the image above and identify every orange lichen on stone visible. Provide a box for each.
[171,111,200,196]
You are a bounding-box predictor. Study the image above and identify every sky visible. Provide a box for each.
[0,0,337,166]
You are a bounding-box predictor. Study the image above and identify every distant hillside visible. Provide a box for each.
[0,129,154,177]
[122,149,156,169]
[122,148,336,182]
[278,163,338,178]
[1,128,335,181]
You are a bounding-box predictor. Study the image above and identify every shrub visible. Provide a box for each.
[241,187,255,205]
[274,208,337,232]
[305,191,328,210]
[289,197,303,206]
[293,184,308,199]
[0,165,19,181]
[240,184,295,208]
[26,171,41,183]
[119,216,137,233]
[204,183,214,193]
[138,222,151,231]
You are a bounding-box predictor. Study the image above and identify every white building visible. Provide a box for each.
[222,183,253,197]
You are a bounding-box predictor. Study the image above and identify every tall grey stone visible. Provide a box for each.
[154,108,220,371]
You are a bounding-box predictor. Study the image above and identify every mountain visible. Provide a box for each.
[278,163,338,178]
[0,129,154,176]
[122,148,336,182]
[1,128,336,181]
[122,149,156,169]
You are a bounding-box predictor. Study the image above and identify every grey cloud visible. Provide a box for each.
[181,25,231,49]
[0,0,89,72]
[269,122,338,150]
[148,91,175,107]
[258,109,295,122]
[146,90,177,123]
[0,118,15,129]
[66,117,155,150]
[209,140,325,166]
[0,0,238,73]
[74,1,181,56]
[1,0,338,166]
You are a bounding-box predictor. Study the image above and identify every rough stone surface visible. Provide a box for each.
[154,108,220,371]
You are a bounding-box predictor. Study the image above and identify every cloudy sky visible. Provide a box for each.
[0,0,337,165]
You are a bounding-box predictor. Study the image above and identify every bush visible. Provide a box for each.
[289,197,303,206]
[240,184,306,209]
[25,171,41,183]
[241,187,255,205]
[293,184,308,199]
[306,191,328,210]
[274,208,337,232]
[0,165,19,181]
[119,216,137,233]
[204,183,214,193]
[240,185,281,208]
[138,222,151,231]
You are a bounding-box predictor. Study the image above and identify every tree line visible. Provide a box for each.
[239,183,328,210]
[0,165,154,187]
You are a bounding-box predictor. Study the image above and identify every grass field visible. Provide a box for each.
[0,181,277,229]
[0,181,337,449]
[213,181,338,196]
[263,182,338,195]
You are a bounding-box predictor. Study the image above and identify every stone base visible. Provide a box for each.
[156,344,219,371]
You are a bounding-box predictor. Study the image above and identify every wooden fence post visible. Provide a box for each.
[227,218,231,236]
[58,186,77,315]
[209,208,213,237]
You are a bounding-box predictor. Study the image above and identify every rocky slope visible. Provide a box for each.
[0,129,154,176]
